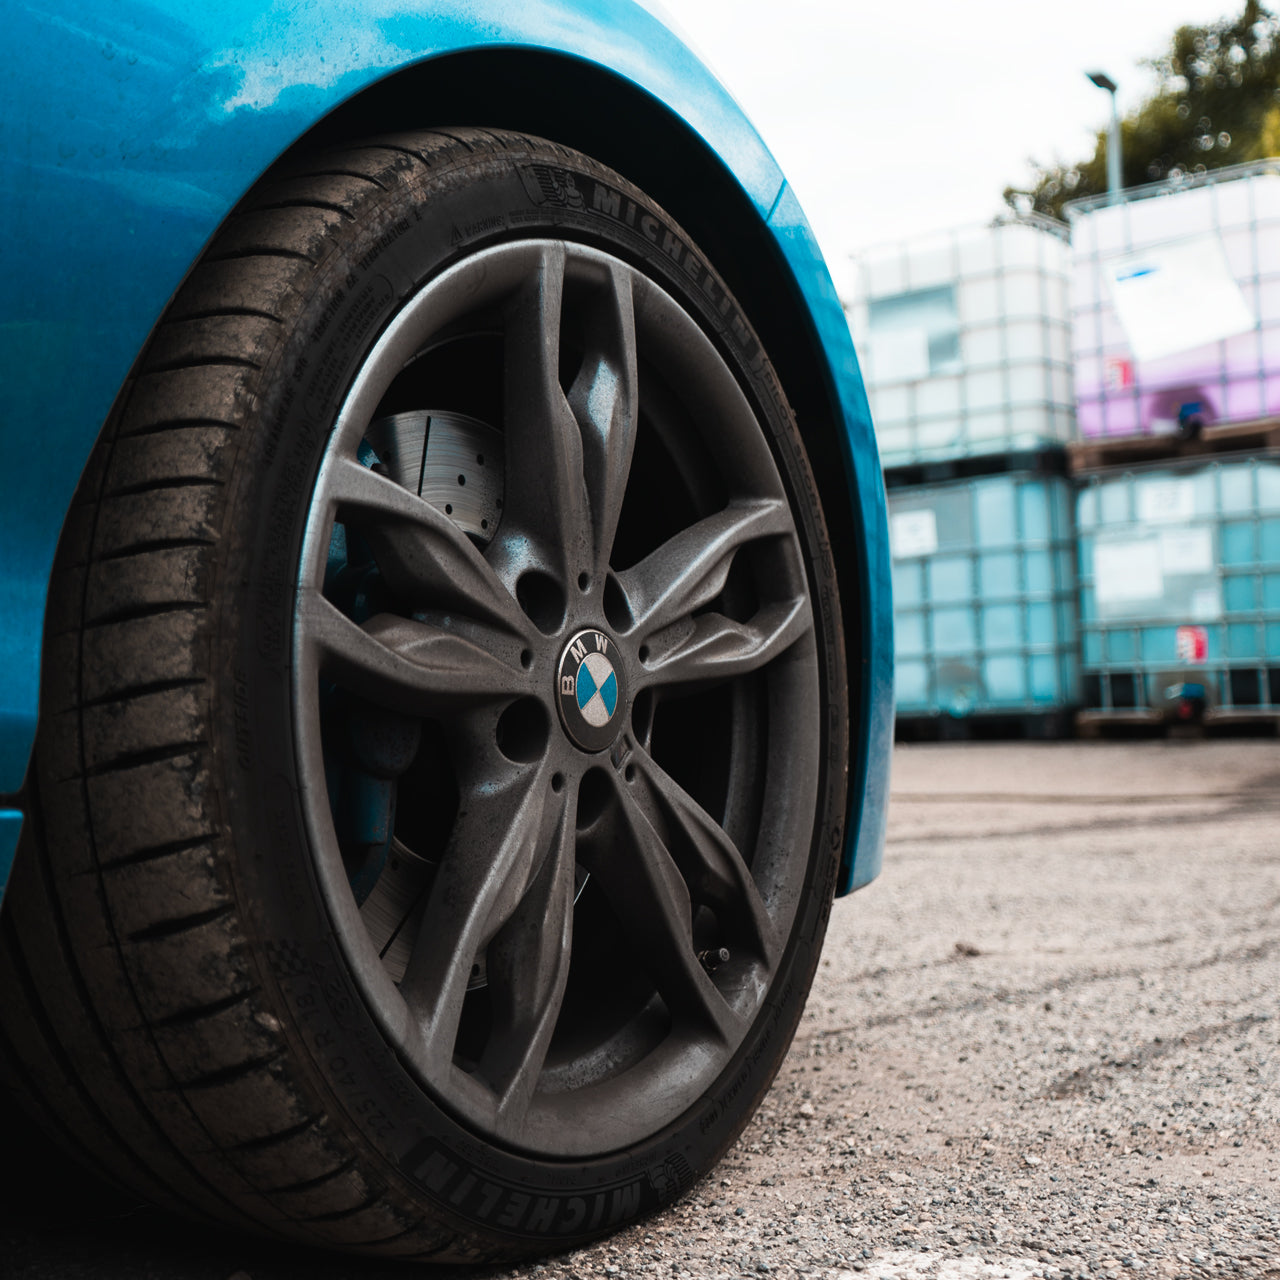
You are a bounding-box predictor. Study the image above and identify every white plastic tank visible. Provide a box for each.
[847,216,1074,467]
[1066,161,1280,440]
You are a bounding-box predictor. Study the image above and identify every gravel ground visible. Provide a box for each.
[4,740,1279,1279]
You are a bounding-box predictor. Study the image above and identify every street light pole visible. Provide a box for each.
[1086,71,1122,204]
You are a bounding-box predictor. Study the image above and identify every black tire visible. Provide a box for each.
[0,130,848,1261]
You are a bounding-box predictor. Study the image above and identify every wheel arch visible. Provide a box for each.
[281,47,891,894]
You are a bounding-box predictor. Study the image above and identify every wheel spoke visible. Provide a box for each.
[567,260,639,580]
[639,596,812,693]
[397,759,557,1069]
[498,242,592,588]
[581,777,744,1044]
[300,591,529,713]
[325,454,529,637]
[628,749,779,968]
[616,499,793,637]
[481,776,578,1123]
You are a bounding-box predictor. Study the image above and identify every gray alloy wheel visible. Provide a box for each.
[295,239,820,1156]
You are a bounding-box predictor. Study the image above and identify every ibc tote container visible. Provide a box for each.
[1067,161,1280,441]
[847,216,1074,468]
[890,470,1079,729]
[1076,455,1280,724]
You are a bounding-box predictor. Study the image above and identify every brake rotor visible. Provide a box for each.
[364,409,505,547]
[358,835,438,984]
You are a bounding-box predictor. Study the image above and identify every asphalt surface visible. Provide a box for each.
[3,740,1279,1279]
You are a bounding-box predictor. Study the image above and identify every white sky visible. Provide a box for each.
[666,0,1239,293]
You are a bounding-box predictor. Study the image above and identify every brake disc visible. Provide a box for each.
[365,409,505,547]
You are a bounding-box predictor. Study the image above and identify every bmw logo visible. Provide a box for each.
[556,628,626,752]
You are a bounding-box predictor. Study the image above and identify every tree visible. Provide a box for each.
[1005,1,1280,219]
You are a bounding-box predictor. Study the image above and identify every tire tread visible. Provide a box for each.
[0,128,510,1263]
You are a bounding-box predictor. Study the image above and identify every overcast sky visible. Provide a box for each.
[664,0,1240,292]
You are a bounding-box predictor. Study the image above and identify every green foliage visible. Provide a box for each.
[1005,0,1280,219]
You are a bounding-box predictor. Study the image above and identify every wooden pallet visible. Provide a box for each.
[1204,707,1280,732]
[1075,709,1164,738]
[1068,416,1280,474]
[1076,707,1279,738]
[895,709,1074,743]
[882,446,1068,491]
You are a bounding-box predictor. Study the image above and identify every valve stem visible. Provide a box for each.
[698,947,730,972]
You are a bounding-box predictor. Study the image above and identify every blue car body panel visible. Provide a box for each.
[0,0,889,898]
[0,813,20,898]
[765,185,893,889]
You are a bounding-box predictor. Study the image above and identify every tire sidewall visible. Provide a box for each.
[217,137,848,1250]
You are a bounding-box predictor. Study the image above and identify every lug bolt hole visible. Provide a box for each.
[495,698,549,764]
[520,649,533,669]
[638,644,649,663]
[516,571,566,635]
[577,572,590,592]
[631,689,656,743]
[624,763,636,783]
[603,573,633,632]
[552,772,564,793]
[576,768,611,831]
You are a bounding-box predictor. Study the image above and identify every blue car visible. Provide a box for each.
[0,0,891,1260]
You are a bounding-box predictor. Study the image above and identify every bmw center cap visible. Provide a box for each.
[556,628,625,752]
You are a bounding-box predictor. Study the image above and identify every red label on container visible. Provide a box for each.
[1104,357,1134,391]
[1176,625,1209,663]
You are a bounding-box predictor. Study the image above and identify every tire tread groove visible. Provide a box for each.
[121,419,243,441]
[141,354,262,374]
[205,247,316,266]
[97,537,216,563]
[261,1155,359,1196]
[126,903,235,944]
[302,1191,381,1224]
[103,477,225,500]
[170,305,283,325]
[86,741,208,779]
[150,989,259,1030]
[249,197,357,220]
[82,678,205,712]
[83,601,209,632]
[227,1116,324,1154]
[177,1049,285,1092]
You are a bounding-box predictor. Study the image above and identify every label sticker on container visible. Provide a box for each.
[1159,527,1214,574]
[890,508,938,559]
[1094,538,1163,603]
[1104,356,1134,390]
[1176,625,1209,663]
[1105,234,1255,363]
[867,329,930,383]
[1137,478,1196,524]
